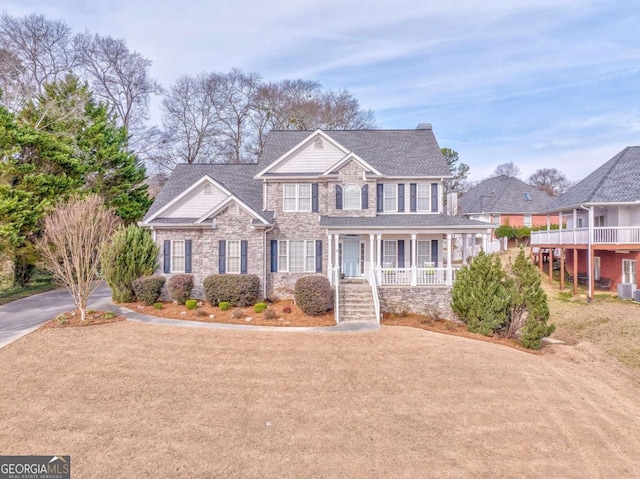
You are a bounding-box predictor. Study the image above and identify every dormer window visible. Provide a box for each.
[343,184,361,210]
[203,183,214,195]
[314,138,323,149]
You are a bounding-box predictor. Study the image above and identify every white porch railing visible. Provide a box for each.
[376,266,461,286]
[369,268,381,324]
[531,227,640,245]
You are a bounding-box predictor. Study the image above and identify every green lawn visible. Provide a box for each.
[0,270,57,306]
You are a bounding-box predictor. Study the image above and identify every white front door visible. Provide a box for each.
[342,239,360,277]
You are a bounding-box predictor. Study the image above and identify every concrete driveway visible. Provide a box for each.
[0,282,112,348]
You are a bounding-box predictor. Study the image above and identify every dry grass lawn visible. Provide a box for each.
[1,321,640,478]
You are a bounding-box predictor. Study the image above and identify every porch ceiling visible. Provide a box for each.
[319,214,492,230]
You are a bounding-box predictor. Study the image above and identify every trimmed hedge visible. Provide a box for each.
[167,274,193,304]
[294,276,332,316]
[203,274,260,307]
[132,275,165,305]
[185,299,198,310]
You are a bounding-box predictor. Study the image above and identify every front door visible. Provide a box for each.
[342,239,360,277]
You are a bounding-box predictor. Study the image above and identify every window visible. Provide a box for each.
[622,259,637,284]
[227,240,240,274]
[360,243,365,275]
[277,240,316,273]
[493,214,501,227]
[383,184,397,212]
[417,184,429,211]
[417,240,431,267]
[383,240,397,267]
[578,218,584,228]
[343,184,361,210]
[171,240,185,273]
[283,184,311,212]
[594,256,601,281]
[203,183,214,195]
[524,214,532,227]
[595,215,605,227]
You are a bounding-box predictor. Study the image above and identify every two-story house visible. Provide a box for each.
[141,124,493,322]
[530,147,640,299]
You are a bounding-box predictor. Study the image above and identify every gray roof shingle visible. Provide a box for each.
[458,175,554,215]
[544,147,640,211]
[143,163,272,223]
[258,128,451,177]
[319,215,492,228]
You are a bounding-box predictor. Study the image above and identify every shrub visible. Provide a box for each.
[282,306,292,314]
[153,302,163,310]
[253,302,267,313]
[132,275,165,305]
[232,308,244,319]
[56,314,68,325]
[264,308,277,320]
[185,299,198,310]
[294,276,332,316]
[219,301,231,311]
[167,274,193,304]
[101,225,159,303]
[203,274,260,307]
[103,312,116,319]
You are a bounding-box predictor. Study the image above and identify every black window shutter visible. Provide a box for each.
[410,183,417,212]
[240,240,248,274]
[398,239,405,267]
[431,240,438,267]
[218,240,226,274]
[431,183,439,212]
[312,183,319,212]
[335,185,343,210]
[270,240,278,272]
[185,240,192,273]
[315,240,322,273]
[398,184,405,212]
[361,184,369,209]
[376,184,383,212]
[163,240,171,273]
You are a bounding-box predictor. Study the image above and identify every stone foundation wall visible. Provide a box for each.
[378,286,455,320]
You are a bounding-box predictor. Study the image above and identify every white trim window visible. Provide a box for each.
[417,240,431,267]
[283,184,312,212]
[622,259,636,284]
[383,184,397,212]
[383,240,397,267]
[278,240,316,273]
[524,214,532,227]
[171,240,185,273]
[417,184,429,211]
[227,240,241,274]
[343,184,361,210]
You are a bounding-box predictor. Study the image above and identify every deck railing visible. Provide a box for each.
[531,227,640,246]
[376,266,460,286]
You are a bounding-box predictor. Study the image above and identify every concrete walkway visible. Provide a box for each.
[0,283,379,349]
[0,282,112,348]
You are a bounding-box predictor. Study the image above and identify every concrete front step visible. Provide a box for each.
[338,283,377,323]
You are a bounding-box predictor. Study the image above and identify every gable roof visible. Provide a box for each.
[142,163,272,224]
[258,128,451,177]
[544,146,640,212]
[458,175,553,215]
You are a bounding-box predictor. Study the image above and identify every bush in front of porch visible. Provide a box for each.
[294,276,332,316]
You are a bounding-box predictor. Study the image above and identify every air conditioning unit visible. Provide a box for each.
[617,283,637,299]
[635,289,640,303]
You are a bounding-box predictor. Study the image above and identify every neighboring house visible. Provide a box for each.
[141,124,493,322]
[531,147,640,298]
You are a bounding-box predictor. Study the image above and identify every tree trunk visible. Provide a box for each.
[13,255,34,287]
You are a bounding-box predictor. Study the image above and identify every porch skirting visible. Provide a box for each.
[378,286,454,320]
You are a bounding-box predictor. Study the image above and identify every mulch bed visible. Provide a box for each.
[41,310,125,328]
[121,299,336,327]
[382,312,540,353]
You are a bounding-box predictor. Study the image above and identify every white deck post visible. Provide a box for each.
[327,234,333,284]
[334,234,340,281]
[369,234,375,282]
[446,233,453,285]
[411,233,417,286]
[462,233,468,265]
[376,233,382,284]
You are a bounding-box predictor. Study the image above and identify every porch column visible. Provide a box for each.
[560,248,565,290]
[327,234,333,284]
[482,233,488,252]
[538,246,543,272]
[334,234,340,282]
[369,234,375,282]
[573,208,577,244]
[446,233,453,286]
[587,206,594,300]
[573,247,578,296]
[376,233,382,284]
[549,247,553,285]
[411,233,417,286]
[462,234,468,265]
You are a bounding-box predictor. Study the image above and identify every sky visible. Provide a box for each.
[3,0,640,182]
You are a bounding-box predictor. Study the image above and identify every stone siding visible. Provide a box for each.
[326,160,376,217]
[378,286,455,320]
[155,206,265,300]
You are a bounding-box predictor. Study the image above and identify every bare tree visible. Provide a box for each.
[73,32,162,147]
[0,13,74,109]
[528,168,571,196]
[37,195,120,321]
[492,161,521,178]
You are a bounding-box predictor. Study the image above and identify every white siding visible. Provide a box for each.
[629,206,640,226]
[272,137,346,173]
[166,182,228,218]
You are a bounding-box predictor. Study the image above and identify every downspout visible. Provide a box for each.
[262,224,275,300]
